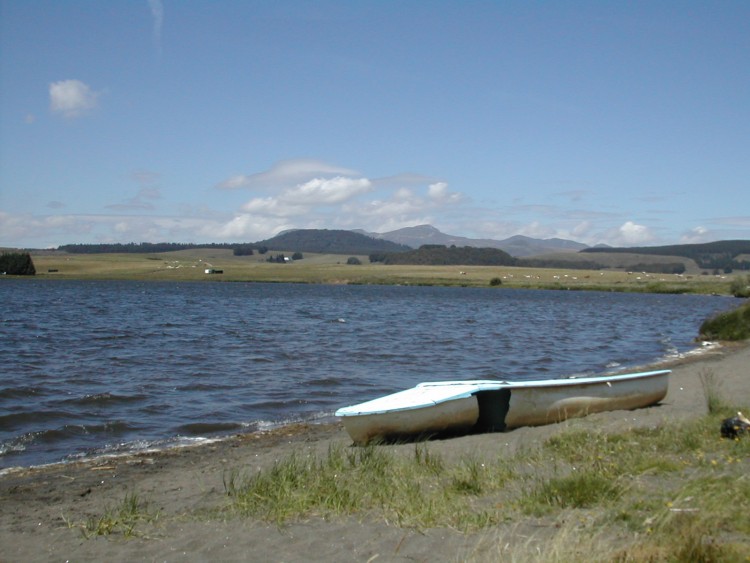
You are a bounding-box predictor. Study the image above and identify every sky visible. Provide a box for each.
[1,1,749,249]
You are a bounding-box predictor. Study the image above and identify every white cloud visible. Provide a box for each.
[217,175,253,190]
[216,159,360,190]
[571,221,592,238]
[680,226,711,244]
[518,221,556,239]
[0,212,94,246]
[238,176,371,218]
[607,221,656,246]
[241,197,309,217]
[49,80,100,118]
[282,177,372,205]
[210,214,290,240]
[428,182,462,204]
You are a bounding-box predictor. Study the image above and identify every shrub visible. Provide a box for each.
[730,274,750,298]
[489,277,502,286]
[346,257,362,265]
[0,253,36,275]
[699,302,750,341]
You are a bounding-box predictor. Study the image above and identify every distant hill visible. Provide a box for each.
[253,229,411,255]
[582,240,750,272]
[362,224,587,257]
[524,252,694,274]
[371,245,518,266]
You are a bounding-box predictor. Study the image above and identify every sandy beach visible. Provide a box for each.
[2,342,749,562]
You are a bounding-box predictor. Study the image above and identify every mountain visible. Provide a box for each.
[364,225,587,257]
[253,229,411,255]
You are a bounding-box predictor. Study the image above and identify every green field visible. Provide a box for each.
[23,249,739,295]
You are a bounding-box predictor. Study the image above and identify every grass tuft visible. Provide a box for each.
[699,368,731,415]
[65,492,160,538]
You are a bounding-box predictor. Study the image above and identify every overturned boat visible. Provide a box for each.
[335,369,670,444]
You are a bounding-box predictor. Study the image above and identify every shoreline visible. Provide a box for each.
[0,338,725,477]
[2,341,749,561]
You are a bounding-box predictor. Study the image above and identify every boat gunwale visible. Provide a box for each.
[417,369,671,390]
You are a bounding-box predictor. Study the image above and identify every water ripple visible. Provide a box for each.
[0,280,734,468]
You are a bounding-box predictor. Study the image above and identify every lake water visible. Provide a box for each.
[0,279,735,469]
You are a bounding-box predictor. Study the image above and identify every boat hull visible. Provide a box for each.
[503,371,669,428]
[340,396,479,444]
[336,370,670,444]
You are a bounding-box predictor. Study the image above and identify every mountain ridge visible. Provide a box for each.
[359,224,588,257]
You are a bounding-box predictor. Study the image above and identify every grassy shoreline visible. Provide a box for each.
[12,249,742,295]
[44,356,750,561]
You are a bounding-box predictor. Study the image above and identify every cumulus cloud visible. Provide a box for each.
[283,177,372,205]
[608,221,656,246]
[241,197,309,217]
[216,159,360,190]
[49,80,100,118]
[238,177,371,217]
[428,182,462,204]
[3,159,469,247]
[214,160,466,239]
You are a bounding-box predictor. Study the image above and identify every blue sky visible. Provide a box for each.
[1,1,748,249]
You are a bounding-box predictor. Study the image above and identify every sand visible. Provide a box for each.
[2,342,749,562]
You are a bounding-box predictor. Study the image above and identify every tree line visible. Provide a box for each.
[582,240,750,272]
[59,242,237,254]
[370,245,518,266]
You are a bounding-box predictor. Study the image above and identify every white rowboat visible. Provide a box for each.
[335,369,670,444]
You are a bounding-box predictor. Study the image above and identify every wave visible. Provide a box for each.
[0,410,74,430]
[0,421,139,458]
[301,377,342,387]
[173,421,249,435]
[59,392,148,407]
[0,385,48,400]
[176,382,233,392]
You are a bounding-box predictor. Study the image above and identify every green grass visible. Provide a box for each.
[216,408,750,559]
[222,443,511,529]
[700,368,732,415]
[24,249,740,295]
[65,492,160,538]
[700,301,750,341]
[70,407,750,559]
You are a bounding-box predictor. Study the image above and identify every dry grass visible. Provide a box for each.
[27,250,736,294]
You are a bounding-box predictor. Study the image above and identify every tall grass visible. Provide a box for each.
[221,412,750,558]
[699,368,731,415]
[223,443,513,529]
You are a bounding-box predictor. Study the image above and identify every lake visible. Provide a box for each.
[0,279,734,469]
